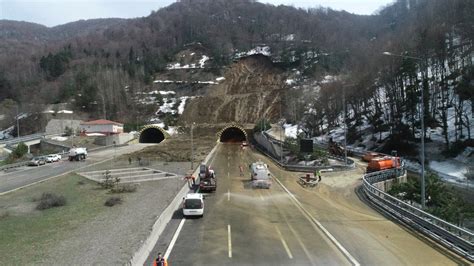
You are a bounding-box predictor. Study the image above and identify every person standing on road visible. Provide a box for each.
[317,170,322,182]
[239,165,244,176]
[153,253,168,266]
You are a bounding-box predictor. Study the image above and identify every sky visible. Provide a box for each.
[1,0,395,27]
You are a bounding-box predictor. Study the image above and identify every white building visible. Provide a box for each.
[80,119,124,136]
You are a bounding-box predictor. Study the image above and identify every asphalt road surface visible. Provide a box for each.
[0,144,147,194]
[147,143,465,265]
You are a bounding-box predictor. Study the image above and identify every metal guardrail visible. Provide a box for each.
[0,161,30,171]
[362,168,474,262]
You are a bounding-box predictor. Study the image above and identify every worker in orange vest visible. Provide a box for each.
[153,253,168,266]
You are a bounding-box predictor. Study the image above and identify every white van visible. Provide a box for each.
[182,193,204,217]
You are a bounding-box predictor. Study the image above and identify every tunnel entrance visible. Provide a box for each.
[219,126,247,143]
[139,127,165,143]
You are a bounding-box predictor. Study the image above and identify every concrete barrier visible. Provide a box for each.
[129,143,219,266]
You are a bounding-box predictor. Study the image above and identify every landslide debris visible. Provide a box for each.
[180,54,286,124]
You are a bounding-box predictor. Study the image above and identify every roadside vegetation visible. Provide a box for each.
[0,174,115,265]
[388,173,474,228]
[35,192,67,210]
[99,169,138,194]
[284,137,329,163]
[3,142,28,164]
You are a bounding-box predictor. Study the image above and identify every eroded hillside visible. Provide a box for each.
[180,55,285,124]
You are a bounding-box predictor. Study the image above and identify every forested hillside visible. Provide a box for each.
[0,0,472,155]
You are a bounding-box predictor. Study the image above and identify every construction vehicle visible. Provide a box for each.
[68,147,87,161]
[250,161,271,188]
[198,163,216,192]
[366,156,401,172]
[328,138,352,157]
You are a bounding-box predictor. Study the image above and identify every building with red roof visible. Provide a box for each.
[79,119,124,136]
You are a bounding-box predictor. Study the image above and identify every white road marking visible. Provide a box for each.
[275,225,293,259]
[164,218,186,259]
[287,223,315,265]
[273,176,360,266]
[227,189,230,201]
[228,224,232,258]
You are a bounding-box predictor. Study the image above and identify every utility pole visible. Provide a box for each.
[383,51,426,208]
[420,62,426,209]
[343,85,347,165]
[16,105,20,138]
[280,98,283,163]
[191,122,195,170]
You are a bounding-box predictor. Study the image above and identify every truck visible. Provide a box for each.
[250,161,271,188]
[366,156,401,173]
[198,163,216,192]
[68,147,87,161]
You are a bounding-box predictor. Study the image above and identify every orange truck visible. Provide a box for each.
[366,156,401,173]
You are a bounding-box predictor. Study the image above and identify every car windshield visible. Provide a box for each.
[184,199,202,209]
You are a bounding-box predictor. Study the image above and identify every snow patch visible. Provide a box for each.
[178,96,192,115]
[430,160,468,181]
[235,46,271,58]
[85,133,106,136]
[51,136,68,141]
[283,124,300,138]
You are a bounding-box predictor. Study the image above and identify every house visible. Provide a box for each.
[79,119,124,136]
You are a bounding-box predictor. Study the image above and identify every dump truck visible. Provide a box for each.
[198,163,217,192]
[250,161,272,188]
[366,156,401,172]
[68,147,87,161]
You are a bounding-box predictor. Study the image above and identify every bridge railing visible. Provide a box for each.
[0,133,45,145]
[362,168,474,261]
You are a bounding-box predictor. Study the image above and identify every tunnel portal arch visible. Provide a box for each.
[217,124,247,143]
[139,125,168,143]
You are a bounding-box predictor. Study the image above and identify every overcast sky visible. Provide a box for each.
[1,0,395,27]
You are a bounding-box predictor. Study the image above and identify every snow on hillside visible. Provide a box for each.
[166,55,209,70]
[157,98,178,115]
[178,96,193,115]
[235,46,271,58]
[430,160,468,181]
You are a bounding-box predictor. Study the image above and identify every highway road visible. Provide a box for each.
[147,143,465,265]
[0,144,147,194]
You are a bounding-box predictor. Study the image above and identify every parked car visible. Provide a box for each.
[46,154,61,163]
[182,193,204,218]
[29,156,46,166]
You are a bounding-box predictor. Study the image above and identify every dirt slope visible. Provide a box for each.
[180,54,286,124]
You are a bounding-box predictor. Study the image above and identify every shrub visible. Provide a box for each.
[100,170,120,189]
[36,193,66,210]
[0,211,9,219]
[104,197,122,207]
[110,184,138,193]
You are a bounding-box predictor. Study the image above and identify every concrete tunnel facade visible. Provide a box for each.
[139,125,167,143]
[218,124,248,142]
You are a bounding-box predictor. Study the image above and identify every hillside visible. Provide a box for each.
[0,0,472,157]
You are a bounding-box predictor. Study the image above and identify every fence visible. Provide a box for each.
[362,168,474,262]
